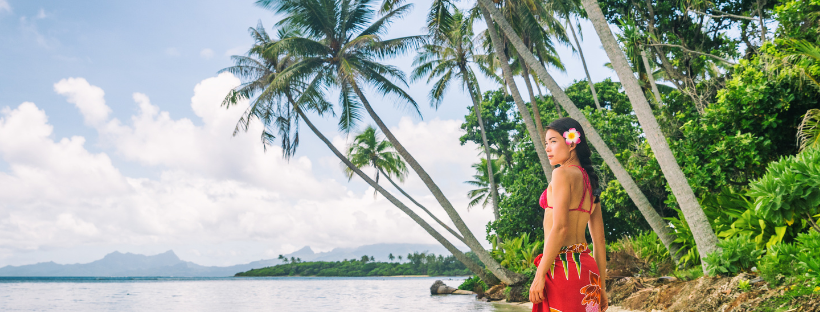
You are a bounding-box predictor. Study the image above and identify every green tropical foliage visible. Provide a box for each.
[748,146,820,231]
[490,232,543,274]
[702,234,766,276]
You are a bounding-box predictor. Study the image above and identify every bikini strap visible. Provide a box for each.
[570,165,593,214]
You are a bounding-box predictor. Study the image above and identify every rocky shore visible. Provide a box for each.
[430,275,820,311]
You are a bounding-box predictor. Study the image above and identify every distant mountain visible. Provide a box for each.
[0,243,465,277]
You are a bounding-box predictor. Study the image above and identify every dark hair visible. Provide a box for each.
[545,117,601,203]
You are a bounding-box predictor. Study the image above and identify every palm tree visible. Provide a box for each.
[549,0,602,110]
[259,0,524,285]
[579,0,719,271]
[499,0,568,134]
[473,8,554,181]
[220,17,497,285]
[466,158,503,210]
[476,0,684,264]
[410,8,502,223]
[388,253,395,261]
[344,125,465,242]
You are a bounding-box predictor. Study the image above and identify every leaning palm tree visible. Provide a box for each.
[475,0,685,264]
[344,125,465,242]
[257,0,523,284]
[219,19,497,284]
[411,8,502,224]
[473,9,554,181]
[579,0,719,271]
[466,158,503,210]
[549,0,603,109]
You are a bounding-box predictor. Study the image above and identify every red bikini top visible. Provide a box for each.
[539,165,594,214]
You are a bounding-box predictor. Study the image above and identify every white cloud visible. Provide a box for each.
[0,0,11,13]
[200,48,214,59]
[0,74,491,267]
[36,8,47,19]
[53,77,111,126]
[165,47,180,57]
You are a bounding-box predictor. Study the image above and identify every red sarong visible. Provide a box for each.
[532,243,601,312]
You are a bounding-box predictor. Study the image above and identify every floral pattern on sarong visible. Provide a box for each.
[580,271,601,311]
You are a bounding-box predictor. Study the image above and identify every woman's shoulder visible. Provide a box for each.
[552,166,583,184]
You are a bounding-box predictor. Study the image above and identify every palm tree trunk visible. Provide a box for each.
[294,104,500,285]
[580,0,719,272]
[462,74,502,247]
[477,0,683,264]
[534,63,564,118]
[350,83,527,285]
[521,61,545,139]
[567,19,602,110]
[465,77,501,224]
[479,5,553,182]
[641,48,663,107]
[379,168,466,244]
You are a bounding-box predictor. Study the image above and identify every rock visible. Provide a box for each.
[429,280,457,294]
[485,284,507,301]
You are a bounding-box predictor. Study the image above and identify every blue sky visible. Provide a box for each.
[0,0,617,267]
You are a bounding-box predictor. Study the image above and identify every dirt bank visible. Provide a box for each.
[606,274,820,312]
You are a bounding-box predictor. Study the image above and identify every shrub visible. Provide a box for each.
[703,234,765,276]
[458,275,487,292]
[491,232,543,274]
[793,231,820,287]
[757,241,800,286]
[607,231,674,277]
[665,208,701,268]
[748,146,820,228]
[672,266,704,281]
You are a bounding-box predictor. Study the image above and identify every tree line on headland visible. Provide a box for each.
[219,0,820,304]
[236,252,478,277]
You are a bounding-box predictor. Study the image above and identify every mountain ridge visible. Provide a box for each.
[0,243,464,277]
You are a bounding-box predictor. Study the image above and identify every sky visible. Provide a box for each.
[0,0,618,267]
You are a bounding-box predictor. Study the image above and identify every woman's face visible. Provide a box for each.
[545,129,574,166]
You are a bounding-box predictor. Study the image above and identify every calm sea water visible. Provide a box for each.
[0,276,529,312]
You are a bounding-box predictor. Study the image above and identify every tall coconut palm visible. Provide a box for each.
[548,0,602,110]
[411,8,502,224]
[475,9,554,181]
[344,125,465,242]
[495,0,567,139]
[257,0,524,284]
[579,0,719,271]
[219,19,498,285]
[476,0,684,264]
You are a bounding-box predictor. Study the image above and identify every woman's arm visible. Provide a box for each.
[588,201,608,310]
[530,167,572,304]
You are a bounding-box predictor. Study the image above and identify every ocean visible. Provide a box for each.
[0,276,529,311]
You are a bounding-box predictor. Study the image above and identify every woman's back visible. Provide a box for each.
[541,165,596,247]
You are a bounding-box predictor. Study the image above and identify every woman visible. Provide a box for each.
[530,118,608,312]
